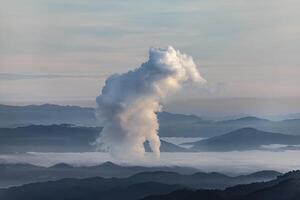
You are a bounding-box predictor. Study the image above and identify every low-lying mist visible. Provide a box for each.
[1,151,299,175]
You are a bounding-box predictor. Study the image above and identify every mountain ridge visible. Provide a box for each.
[0,162,281,189]
[0,124,187,153]
[142,170,300,200]
[187,128,300,151]
[0,169,297,200]
[1,104,300,137]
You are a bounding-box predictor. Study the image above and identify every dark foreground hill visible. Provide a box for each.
[125,170,281,189]
[0,170,297,200]
[142,170,300,200]
[0,162,280,189]
[0,162,200,188]
[187,128,300,151]
[0,178,183,200]
[0,162,280,188]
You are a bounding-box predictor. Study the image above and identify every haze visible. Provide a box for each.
[1,0,300,118]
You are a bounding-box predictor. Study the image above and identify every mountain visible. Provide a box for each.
[142,170,300,200]
[242,170,282,180]
[0,162,199,188]
[0,177,183,200]
[266,113,300,121]
[0,162,280,189]
[142,189,225,200]
[0,168,283,200]
[1,119,300,154]
[187,128,300,151]
[157,111,206,124]
[0,124,102,153]
[242,179,300,200]
[0,104,98,127]
[224,170,300,197]
[218,116,270,124]
[0,124,187,153]
[49,163,74,169]
[159,114,300,137]
[1,104,300,137]
[157,111,213,137]
[158,113,300,137]
[126,170,281,189]
[144,140,189,152]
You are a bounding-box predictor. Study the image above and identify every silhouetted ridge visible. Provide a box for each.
[141,170,300,200]
[277,170,300,181]
[49,163,74,169]
[220,116,270,123]
[1,104,300,136]
[247,170,282,179]
[96,161,121,168]
[189,128,300,151]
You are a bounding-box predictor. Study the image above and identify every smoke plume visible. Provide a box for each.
[95,46,206,159]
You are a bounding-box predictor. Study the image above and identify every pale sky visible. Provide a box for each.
[0,0,300,116]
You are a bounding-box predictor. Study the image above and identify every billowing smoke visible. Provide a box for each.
[95,46,206,159]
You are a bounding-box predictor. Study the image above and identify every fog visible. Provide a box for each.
[161,137,204,147]
[1,151,299,175]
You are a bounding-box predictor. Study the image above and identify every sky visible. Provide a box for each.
[0,0,300,117]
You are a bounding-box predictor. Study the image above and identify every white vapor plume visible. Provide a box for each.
[95,46,206,159]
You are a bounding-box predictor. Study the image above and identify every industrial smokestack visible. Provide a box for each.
[95,46,206,159]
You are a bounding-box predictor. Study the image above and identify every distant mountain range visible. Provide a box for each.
[1,104,300,137]
[0,124,187,153]
[0,162,199,188]
[0,162,284,200]
[0,124,101,153]
[266,113,300,121]
[142,170,300,200]
[0,104,97,127]
[1,125,300,153]
[185,128,300,151]
[144,140,189,152]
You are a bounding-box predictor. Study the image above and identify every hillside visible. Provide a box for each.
[0,124,187,153]
[0,162,199,188]
[188,128,300,151]
[0,124,101,153]
[0,104,97,127]
[1,104,300,137]
[0,167,283,199]
[142,170,300,200]
[0,177,183,200]
[144,140,189,152]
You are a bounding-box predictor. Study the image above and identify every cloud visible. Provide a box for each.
[95,46,206,160]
